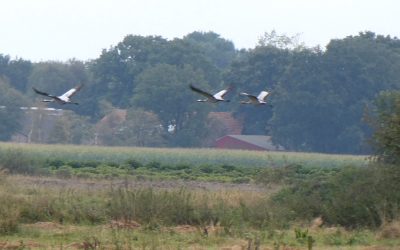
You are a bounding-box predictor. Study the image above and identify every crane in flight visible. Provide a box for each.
[32,84,84,105]
[239,91,270,105]
[189,84,231,103]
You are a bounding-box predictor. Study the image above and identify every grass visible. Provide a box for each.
[1,219,399,249]
[1,142,396,249]
[0,142,368,169]
[0,142,370,183]
[0,174,399,249]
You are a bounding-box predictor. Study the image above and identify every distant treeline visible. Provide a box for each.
[1,30,400,154]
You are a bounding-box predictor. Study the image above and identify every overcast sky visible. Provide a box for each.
[1,0,398,62]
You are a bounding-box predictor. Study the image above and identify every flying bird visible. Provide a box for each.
[32,84,84,105]
[239,91,270,105]
[189,84,231,103]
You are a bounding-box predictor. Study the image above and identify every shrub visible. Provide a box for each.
[380,221,400,239]
[367,90,400,164]
[55,165,73,178]
[0,193,21,234]
[0,148,39,174]
[269,164,400,229]
[124,159,143,169]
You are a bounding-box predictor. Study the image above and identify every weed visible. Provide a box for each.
[0,196,20,234]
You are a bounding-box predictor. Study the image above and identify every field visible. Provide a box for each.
[0,142,368,168]
[0,142,399,249]
[0,142,369,182]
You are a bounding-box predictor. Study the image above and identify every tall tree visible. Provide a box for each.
[46,111,93,145]
[269,32,400,153]
[322,32,400,153]
[118,108,166,147]
[366,90,400,164]
[225,42,291,134]
[131,64,211,147]
[183,31,237,69]
[90,35,169,109]
[90,34,225,112]
[28,61,89,115]
[0,54,32,93]
[0,78,30,140]
[269,49,343,152]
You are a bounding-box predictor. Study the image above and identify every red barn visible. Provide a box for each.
[215,135,284,151]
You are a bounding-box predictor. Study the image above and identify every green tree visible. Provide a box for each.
[46,111,93,144]
[28,60,89,115]
[0,78,30,140]
[0,54,32,92]
[131,64,211,147]
[162,38,222,86]
[269,32,400,153]
[367,90,400,164]
[269,49,338,152]
[225,40,291,134]
[47,117,69,144]
[89,34,225,113]
[257,30,305,50]
[90,35,169,109]
[183,31,237,69]
[118,108,166,147]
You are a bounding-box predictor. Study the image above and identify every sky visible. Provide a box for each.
[1,0,398,62]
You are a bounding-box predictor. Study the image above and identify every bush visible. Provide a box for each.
[380,221,400,239]
[0,193,21,234]
[269,164,400,229]
[0,148,39,174]
[124,159,143,169]
[107,187,199,225]
[55,165,73,178]
[367,90,400,164]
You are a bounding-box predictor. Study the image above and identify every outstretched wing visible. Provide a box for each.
[257,91,269,101]
[240,92,259,103]
[60,84,84,99]
[32,87,55,98]
[213,88,230,99]
[189,84,214,99]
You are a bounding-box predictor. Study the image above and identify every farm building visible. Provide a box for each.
[215,135,284,151]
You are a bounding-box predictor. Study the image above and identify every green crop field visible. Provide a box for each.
[0,142,371,182]
[0,142,369,168]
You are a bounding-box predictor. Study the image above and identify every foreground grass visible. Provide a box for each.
[2,220,400,249]
[0,175,399,249]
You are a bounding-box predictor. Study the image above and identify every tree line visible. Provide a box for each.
[1,30,400,155]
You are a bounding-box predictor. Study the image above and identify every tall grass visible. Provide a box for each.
[0,175,272,233]
[0,173,398,249]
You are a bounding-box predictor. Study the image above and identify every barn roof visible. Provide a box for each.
[218,135,284,151]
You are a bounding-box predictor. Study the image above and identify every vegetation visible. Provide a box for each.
[1,29,400,248]
[0,138,397,249]
[0,142,367,179]
[0,79,29,140]
[0,149,398,248]
[367,90,400,164]
[1,31,400,153]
